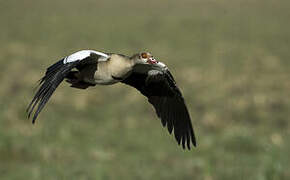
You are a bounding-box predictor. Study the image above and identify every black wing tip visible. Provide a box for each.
[166,122,197,150]
[180,140,197,150]
[27,102,38,124]
[176,130,197,150]
[191,129,197,148]
[192,136,197,147]
[26,107,36,124]
[27,59,75,125]
[180,139,197,150]
[32,114,38,124]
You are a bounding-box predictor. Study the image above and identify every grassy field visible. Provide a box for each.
[0,0,290,179]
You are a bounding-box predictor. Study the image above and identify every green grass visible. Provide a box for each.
[0,0,290,179]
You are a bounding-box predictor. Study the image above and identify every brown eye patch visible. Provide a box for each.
[141,53,148,59]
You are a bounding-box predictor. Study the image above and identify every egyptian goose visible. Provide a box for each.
[27,50,196,149]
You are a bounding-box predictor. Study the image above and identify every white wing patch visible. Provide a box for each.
[63,50,109,64]
[156,61,167,69]
[148,69,163,76]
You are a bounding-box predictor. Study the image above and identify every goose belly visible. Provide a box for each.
[80,62,118,85]
[93,72,118,85]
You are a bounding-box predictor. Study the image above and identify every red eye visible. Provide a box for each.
[141,53,148,59]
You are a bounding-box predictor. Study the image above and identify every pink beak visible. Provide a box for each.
[148,57,158,64]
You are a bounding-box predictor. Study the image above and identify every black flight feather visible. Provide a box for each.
[121,69,196,149]
[27,52,102,123]
[27,59,80,123]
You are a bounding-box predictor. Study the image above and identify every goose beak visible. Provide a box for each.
[147,57,158,64]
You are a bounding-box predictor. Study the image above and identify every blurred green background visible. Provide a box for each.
[0,0,290,179]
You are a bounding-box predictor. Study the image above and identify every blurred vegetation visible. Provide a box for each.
[0,0,290,179]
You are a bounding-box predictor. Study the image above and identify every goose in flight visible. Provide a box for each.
[27,50,196,149]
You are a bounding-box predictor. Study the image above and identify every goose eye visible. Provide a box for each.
[141,53,148,59]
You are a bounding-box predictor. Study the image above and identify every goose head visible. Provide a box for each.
[131,52,158,65]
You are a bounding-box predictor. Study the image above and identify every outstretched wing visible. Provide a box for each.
[27,50,109,123]
[121,64,196,149]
